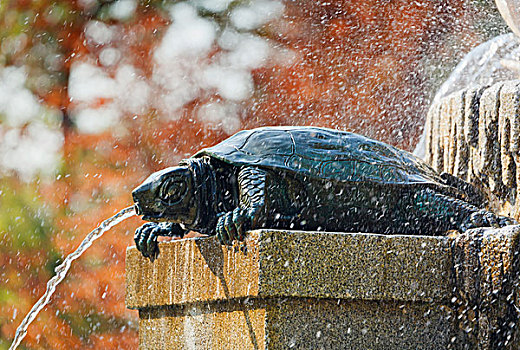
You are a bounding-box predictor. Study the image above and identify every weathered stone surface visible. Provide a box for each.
[264,298,455,350]
[126,229,520,349]
[138,299,266,350]
[452,225,520,349]
[425,80,520,217]
[423,80,520,349]
[126,230,454,349]
[137,298,456,350]
[126,233,261,309]
[126,230,453,309]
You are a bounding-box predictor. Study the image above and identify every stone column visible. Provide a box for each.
[125,228,520,349]
[424,80,520,218]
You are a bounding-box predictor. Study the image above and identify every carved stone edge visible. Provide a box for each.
[125,230,454,309]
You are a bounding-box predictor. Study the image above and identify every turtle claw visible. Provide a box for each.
[461,209,517,232]
[216,213,229,245]
[216,208,251,245]
[134,223,160,261]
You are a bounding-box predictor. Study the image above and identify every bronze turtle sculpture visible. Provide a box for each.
[132,126,515,259]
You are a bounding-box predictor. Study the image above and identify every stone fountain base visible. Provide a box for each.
[126,228,520,349]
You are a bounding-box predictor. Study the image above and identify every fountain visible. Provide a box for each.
[422,0,520,218]
[124,2,520,349]
[8,1,520,349]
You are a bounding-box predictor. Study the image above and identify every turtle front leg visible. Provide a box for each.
[412,188,516,233]
[134,222,188,260]
[216,166,267,245]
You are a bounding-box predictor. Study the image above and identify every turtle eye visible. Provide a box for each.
[159,178,187,205]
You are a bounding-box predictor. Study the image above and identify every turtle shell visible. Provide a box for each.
[193,126,445,185]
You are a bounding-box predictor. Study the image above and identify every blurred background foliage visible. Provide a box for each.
[0,0,508,348]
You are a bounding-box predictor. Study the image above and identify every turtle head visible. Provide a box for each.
[132,166,197,225]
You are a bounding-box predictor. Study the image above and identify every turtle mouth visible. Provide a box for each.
[142,212,167,222]
[134,203,167,222]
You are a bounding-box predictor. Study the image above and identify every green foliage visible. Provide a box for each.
[0,179,54,251]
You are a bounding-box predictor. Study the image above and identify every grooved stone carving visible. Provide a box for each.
[425,80,520,218]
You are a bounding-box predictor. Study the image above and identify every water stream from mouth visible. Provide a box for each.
[9,206,136,350]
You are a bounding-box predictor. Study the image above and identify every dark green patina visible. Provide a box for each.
[132,126,515,259]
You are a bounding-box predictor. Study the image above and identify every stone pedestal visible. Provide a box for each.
[126,228,520,349]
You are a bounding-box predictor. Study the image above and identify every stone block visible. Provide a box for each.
[126,230,457,349]
[126,230,453,308]
[138,300,266,350]
[127,228,520,349]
